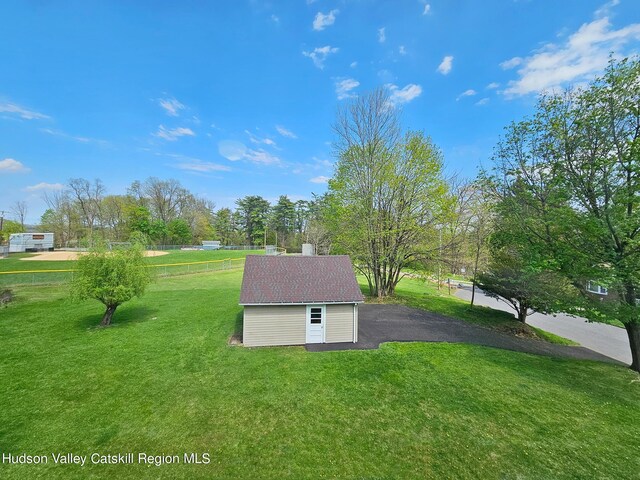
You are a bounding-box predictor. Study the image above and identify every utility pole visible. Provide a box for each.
[0,210,5,232]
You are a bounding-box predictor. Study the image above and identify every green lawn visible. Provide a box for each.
[0,249,257,272]
[361,275,578,345]
[0,250,259,288]
[1,270,638,479]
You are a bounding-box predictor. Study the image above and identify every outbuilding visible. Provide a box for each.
[239,255,365,347]
[9,233,54,253]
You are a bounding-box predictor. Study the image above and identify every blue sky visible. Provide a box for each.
[1,0,640,223]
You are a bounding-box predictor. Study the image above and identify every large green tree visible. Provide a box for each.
[329,89,449,297]
[235,196,271,245]
[270,195,296,247]
[487,57,640,371]
[71,243,152,326]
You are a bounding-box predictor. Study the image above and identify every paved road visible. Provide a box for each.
[454,285,632,365]
[306,304,623,365]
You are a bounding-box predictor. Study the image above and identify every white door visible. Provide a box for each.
[306,305,325,343]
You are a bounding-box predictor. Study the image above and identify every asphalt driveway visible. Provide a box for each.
[306,304,623,365]
[455,285,632,364]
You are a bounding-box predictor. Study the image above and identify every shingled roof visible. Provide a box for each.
[239,255,365,305]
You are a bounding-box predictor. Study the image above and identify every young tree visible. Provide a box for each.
[330,89,449,297]
[477,246,578,323]
[71,243,152,326]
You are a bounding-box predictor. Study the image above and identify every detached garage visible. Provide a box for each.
[240,255,365,347]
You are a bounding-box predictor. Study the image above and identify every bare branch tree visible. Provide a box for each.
[11,201,28,230]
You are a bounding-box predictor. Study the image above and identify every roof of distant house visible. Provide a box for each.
[239,255,365,305]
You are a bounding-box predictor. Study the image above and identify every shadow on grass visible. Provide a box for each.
[234,311,243,337]
[76,305,160,330]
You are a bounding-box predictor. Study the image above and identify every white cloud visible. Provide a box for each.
[245,148,282,166]
[335,77,360,100]
[350,61,358,68]
[176,161,231,173]
[245,130,277,147]
[500,57,523,70]
[313,9,339,31]
[276,125,297,139]
[0,101,49,120]
[302,45,339,69]
[437,55,454,75]
[218,140,281,166]
[456,89,477,101]
[155,125,195,141]
[310,175,330,184]
[595,0,620,19]
[24,182,65,192]
[386,83,423,106]
[423,4,431,15]
[503,13,640,97]
[40,128,107,145]
[218,140,247,161]
[475,98,490,106]
[158,97,185,116]
[377,69,395,83]
[0,158,30,173]
[378,27,386,43]
[486,82,500,89]
[399,45,407,56]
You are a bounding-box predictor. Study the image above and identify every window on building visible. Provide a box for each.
[587,281,608,295]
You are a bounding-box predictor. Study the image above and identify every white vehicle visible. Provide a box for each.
[8,233,54,253]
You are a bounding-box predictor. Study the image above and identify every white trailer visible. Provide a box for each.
[202,240,221,250]
[9,233,54,253]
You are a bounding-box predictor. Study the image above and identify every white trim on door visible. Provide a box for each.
[306,304,325,344]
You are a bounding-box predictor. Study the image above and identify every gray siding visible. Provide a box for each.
[243,305,306,347]
[326,304,355,343]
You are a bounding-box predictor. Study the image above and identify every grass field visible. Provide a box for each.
[1,269,638,479]
[0,249,256,272]
[0,250,258,287]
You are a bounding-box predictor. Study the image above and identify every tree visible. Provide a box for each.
[270,195,296,247]
[213,208,235,245]
[43,190,82,247]
[71,243,152,326]
[477,245,578,323]
[11,201,28,231]
[466,184,493,307]
[235,196,271,245]
[68,178,105,242]
[167,218,192,245]
[329,89,449,297]
[0,220,24,243]
[487,56,640,371]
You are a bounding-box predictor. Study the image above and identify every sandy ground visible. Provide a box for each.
[20,250,169,261]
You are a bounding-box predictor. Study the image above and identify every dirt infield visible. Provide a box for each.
[20,251,169,261]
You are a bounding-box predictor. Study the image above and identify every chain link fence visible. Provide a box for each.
[0,257,246,288]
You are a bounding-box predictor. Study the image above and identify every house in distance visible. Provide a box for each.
[239,253,365,347]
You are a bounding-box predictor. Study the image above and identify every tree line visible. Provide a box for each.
[3,177,330,250]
